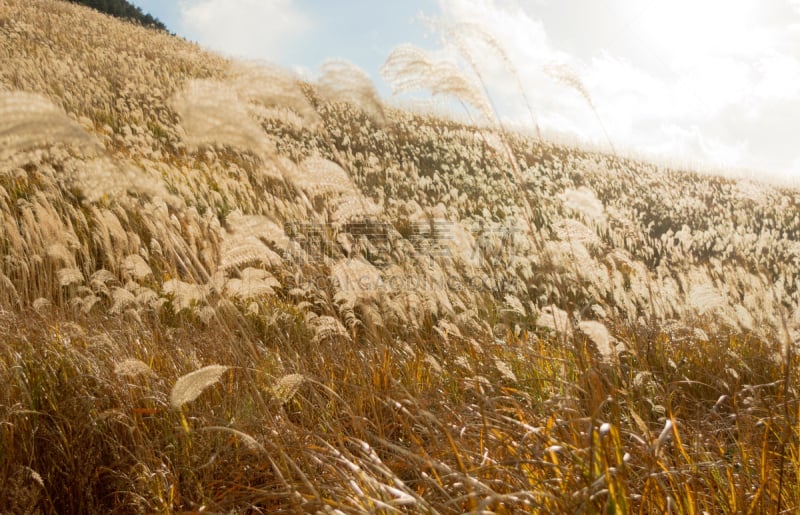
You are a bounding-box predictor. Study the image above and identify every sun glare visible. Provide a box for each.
[630,0,757,66]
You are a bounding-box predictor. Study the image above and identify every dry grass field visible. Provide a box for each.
[1,0,800,512]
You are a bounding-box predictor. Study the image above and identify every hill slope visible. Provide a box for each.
[1,0,799,512]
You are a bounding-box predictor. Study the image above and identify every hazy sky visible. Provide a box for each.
[130,0,800,182]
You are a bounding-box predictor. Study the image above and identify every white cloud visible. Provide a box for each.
[755,52,800,101]
[643,124,748,169]
[627,0,768,65]
[178,0,310,62]
[791,157,800,177]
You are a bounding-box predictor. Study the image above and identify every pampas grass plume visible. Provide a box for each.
[270,373,307,404]
[170,364,228,408]
[578,320,613,362]
[318,59,386,125]
[114,358,155,378]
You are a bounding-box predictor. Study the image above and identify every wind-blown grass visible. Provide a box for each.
[0,0,799,512]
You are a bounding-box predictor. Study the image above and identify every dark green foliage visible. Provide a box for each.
[65,0,167,31]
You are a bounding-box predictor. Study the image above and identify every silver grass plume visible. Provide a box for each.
[502,294,527,317]
[223,212,290,251]
[447,22,542,139]
[331,258,382,301]
[67,157,177,205]
[494,358,517,382]
[109,287,137,315]
[170,365,228,408]
[293,156,358,196]
[537,305,572,336]
[114,359,155,378]
[558,186,606,224]
[162,279,208,313]
[219,211,286,273]
[289,156,382,221]
[311,315,350,345]
[224,267,281,301]
[269,373,307,404]
[318,59,386,125]
[122,254,153,281]
[543,62,593,107]
[229,61,321,129]
[544,62,616,154]
[56,267,84,288]
[219,236,283,273]
[555,217,601,244]
[171,79,271,156]
[688,283,725,316]
[0,91,98,165]
[380,44,493,121]
[578,320,614,362]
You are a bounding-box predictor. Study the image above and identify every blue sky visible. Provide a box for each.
[130,0,800,182]
[131,0,439,88]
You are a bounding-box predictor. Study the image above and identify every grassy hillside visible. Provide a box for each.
[1,0,799,512]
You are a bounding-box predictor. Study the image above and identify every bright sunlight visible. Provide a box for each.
[628,0,760,65]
